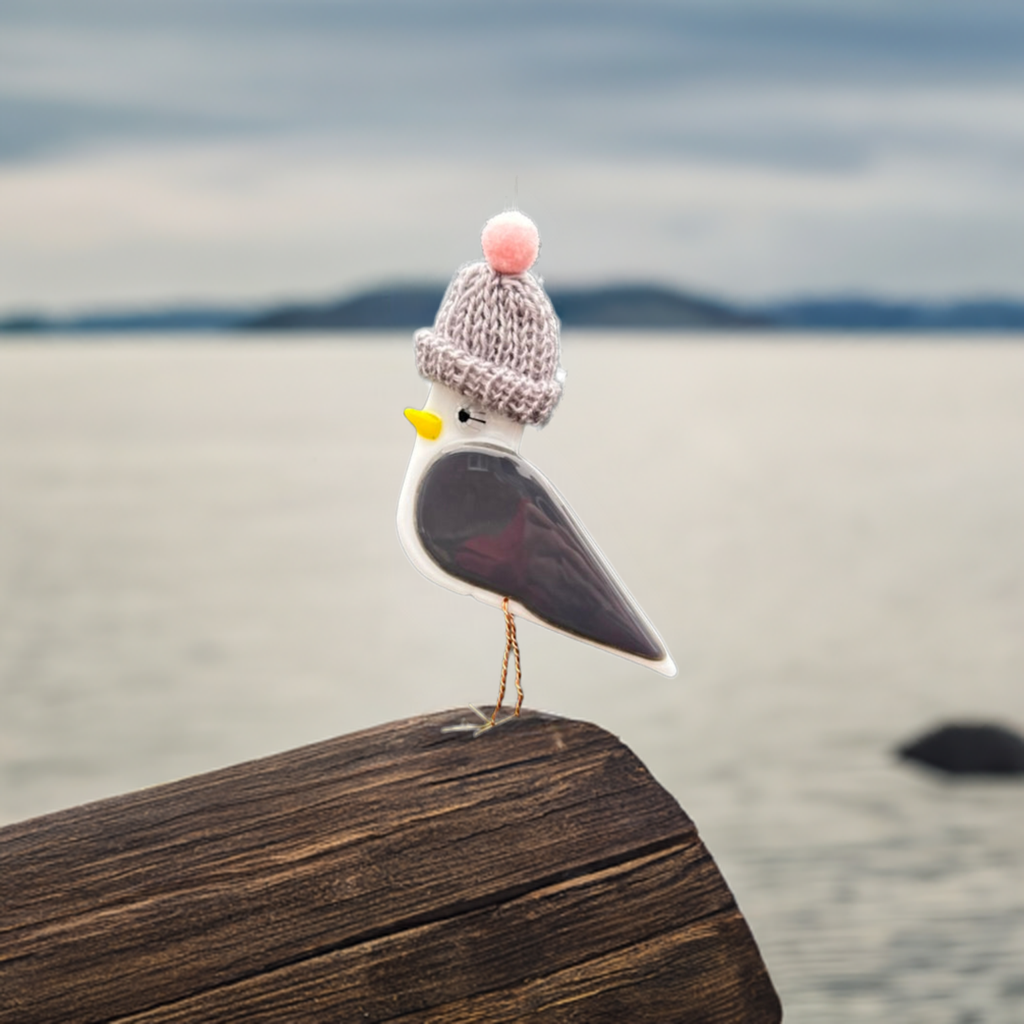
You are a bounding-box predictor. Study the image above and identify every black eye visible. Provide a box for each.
[458,408,471,423]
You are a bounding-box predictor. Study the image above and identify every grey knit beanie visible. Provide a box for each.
[414,211,564,427]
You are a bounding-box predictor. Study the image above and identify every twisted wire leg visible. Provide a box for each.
[485,597,522,729]
[440,599,523,737]
[507,600,523,717]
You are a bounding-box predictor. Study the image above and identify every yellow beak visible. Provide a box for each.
[404,407,443,440]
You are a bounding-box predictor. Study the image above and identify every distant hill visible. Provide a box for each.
[0,307,248,334]
[242,285,446,330]
[760,297,1024,331]
[240,283,763,331]
[3,284,1024,334]
[552,285,765,329]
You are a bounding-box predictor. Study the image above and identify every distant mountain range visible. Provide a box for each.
[3,284,1024,334]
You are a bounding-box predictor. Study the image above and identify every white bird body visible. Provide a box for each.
[398,382,676,677]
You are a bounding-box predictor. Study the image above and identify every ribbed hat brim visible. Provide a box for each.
[415,328,563,427]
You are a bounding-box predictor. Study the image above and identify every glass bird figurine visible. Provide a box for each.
[398,211,675,730]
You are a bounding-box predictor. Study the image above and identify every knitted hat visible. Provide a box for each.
[414,211,564,427]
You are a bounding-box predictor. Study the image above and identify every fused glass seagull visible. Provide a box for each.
[397,211,675,730]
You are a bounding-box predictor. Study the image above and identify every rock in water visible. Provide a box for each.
[898,723,1024,776]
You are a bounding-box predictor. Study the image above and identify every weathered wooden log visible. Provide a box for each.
[0,709,781,1023]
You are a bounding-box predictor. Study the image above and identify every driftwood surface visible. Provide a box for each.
[0,709,781,1023]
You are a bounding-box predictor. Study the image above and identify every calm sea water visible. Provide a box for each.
[1,334,1022,1021]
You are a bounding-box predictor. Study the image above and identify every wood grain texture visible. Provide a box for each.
[0,709,781,1023]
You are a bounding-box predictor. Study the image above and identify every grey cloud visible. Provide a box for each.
[0,93,247,162]
[2,0,1023,166]
[2,0,1021,308]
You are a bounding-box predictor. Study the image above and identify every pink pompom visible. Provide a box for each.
[481,211,540,275]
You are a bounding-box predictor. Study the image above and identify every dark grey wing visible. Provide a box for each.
[416,447,665,661]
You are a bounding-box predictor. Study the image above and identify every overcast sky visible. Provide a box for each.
[1,0,1022,313]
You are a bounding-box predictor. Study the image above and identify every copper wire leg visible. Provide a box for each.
[487,597,523,728]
